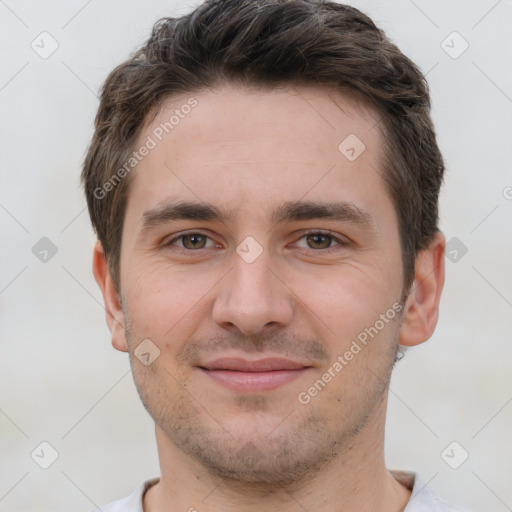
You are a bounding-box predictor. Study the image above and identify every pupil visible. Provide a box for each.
[309,234,329,249]
[186,235,204,248]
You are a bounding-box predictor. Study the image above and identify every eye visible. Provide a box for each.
[294,231,349,252]
[165,232,218,250]
[163,230,349,254]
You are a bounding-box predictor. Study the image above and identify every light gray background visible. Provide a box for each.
[1,1,511,511]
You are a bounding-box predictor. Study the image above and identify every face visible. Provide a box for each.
[116,84,407,483]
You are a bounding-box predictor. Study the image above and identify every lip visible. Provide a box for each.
[201,357,308,372]
[198,357,312,392]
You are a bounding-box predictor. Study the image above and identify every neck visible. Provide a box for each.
[144,393,410,512]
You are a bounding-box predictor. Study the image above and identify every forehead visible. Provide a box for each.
[124,83,391,231]
[144,83,381,156]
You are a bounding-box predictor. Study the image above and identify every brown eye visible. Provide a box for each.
[294,231,349,253]
[180,234,208,249]
[305,233,334,250]
[165,233,215,250]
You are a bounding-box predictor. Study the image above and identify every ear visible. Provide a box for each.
[399,231,446,347]
[92,241,128,352]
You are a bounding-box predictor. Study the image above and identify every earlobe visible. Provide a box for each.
[92,241,129,353]
[398,231,446,347]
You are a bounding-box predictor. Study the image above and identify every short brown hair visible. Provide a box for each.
[82,0,444,294]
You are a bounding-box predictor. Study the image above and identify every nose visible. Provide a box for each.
[212,251,294,336]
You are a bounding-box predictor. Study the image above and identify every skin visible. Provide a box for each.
[93,84,445,512]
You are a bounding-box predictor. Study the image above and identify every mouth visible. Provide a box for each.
[198,357,313,392]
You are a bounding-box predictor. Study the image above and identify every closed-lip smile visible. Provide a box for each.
[198,356,312,392]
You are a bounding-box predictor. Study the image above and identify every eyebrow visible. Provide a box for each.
[140,199,377,234]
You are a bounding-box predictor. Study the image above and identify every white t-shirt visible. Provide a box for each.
[91,471,471,511]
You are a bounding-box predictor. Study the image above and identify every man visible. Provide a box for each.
[82,0,469,510]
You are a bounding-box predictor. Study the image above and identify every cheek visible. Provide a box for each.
[296,260,398,337]
[122,246,401,348]
[123,260,218,339]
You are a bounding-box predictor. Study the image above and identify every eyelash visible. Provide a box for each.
[163,230,349,254]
